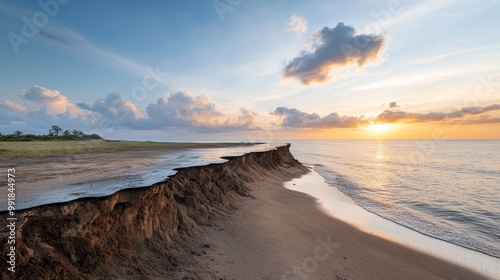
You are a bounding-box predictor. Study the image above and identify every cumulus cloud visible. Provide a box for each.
[75,90,260,132]
[0,86,97,133]
[20,85,84,116]
[77,93,141,127]
[0,100,26,126]
[225,107,259,129]
[1,86,261,134]
[271,107,366,128]
[21,86,69,114]
[0,100,25,114]
[143,91,260,132]
[377,104,500,123]
[282,22,386,85]
[145,91,223,128]
[287,15,308,34]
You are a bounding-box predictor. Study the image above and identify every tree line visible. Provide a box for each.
[0,125,103,141]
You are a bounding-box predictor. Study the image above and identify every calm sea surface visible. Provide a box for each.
[290,140,500,258]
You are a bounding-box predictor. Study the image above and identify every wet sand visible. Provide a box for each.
[0,149,174,210]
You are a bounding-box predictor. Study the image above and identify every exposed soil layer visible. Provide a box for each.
[1,144,306,279]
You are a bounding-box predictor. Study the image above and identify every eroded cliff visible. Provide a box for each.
[1,144,307,279]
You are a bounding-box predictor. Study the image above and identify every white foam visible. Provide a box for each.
[284,168,500,280]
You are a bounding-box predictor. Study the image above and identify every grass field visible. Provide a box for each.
[0,140,255,159]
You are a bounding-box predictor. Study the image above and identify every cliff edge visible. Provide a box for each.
[1,144,307,279]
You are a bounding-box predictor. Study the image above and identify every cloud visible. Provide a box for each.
[270,104,500,129]
[389,101,399,108]
[143,91,259,132]
[21,86,84,116]
[271,107,366,128]
[376,104,500,123]
[224,107,259,129]
[77,93,141,127]
[0,100,26,126]
[0,86,99,133]
[21,86,68,114]
[39,31,73,45]
[3,85,500,136]
[0,100,25,114]
[22,110,97,134]
[282,22,386,85]
[287,15,308,34]
[36,25,168,80]
[1,87,261,134]
[145,91,223,128]
[76,90,259,132]
[391,0,456,27]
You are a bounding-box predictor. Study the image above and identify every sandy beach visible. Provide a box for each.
[192,167,487,279]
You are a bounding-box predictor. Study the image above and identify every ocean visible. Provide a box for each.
[289,140,500,259]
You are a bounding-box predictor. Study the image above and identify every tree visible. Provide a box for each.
[49,125,63,136]
[13,131,23,137]
[63,130,71,138]
[71,129,84,137]
[89,133,103,140]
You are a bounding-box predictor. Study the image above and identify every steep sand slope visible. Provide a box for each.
[1,144,307,279]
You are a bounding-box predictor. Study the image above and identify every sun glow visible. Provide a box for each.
[365,123,394,133]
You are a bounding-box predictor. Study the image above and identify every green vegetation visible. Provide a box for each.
[0,125,256,159]
[0,125,103,141]
[0,140,254,159]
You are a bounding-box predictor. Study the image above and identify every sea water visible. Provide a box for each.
[289,140,500,261]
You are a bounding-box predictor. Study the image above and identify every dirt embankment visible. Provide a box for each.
[1,144,307,279]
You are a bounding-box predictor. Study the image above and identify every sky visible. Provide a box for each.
[1,0,499,141]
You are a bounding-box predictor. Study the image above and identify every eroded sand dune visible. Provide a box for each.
[0,145,306,279]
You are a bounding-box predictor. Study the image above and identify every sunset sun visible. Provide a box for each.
[365,123,394,133]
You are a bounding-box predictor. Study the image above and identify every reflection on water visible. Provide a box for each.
[0,143,286,211]
[375,141,385,162]
[290,140,500,258]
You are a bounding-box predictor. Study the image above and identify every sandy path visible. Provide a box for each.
[194,168,487,280]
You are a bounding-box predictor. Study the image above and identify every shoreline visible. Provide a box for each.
[285,168,500,279]
[195,166,489,279]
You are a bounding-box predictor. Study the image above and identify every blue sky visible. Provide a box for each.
[1,0,499,140]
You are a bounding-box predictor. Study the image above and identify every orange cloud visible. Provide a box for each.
[225,107,259,129]
[376,104,500,123]
[21,85,84,116]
